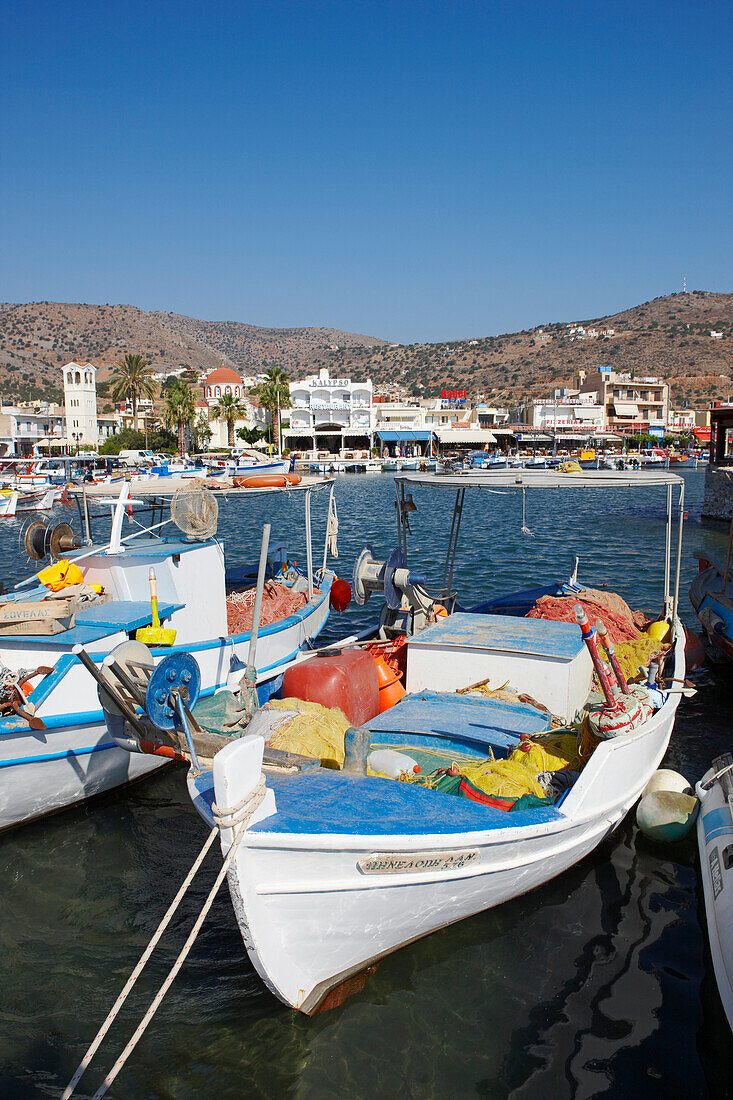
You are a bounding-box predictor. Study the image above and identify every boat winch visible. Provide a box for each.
[21,519,83,563]
[352,544,436,635]
[74,641,212,773]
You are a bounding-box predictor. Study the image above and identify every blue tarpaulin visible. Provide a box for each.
[375,430,433,442]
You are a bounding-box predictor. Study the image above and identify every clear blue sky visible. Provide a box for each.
[1,0,731,343]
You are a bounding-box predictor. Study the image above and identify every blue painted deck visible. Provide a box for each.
[410,612,585,660]
[248,770,561,835]
[0,600,182,645]
[365,690,551,754]
[75,600,182,630]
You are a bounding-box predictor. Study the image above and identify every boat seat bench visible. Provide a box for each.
[365,689,552,757]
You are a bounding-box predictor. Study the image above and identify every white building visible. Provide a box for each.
[520,396,605,434]
[284,367,373,454]
[63,361,99,447]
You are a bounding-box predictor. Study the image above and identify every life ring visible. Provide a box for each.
[233,473,302,489]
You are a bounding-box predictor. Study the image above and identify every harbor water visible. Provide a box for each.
[0,469,731,1098]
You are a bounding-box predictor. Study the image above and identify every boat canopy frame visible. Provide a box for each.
[394,469,686,624]
[19,479,337,601]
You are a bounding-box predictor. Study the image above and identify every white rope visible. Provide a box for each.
[62,826,219,1099]
[64,775,266,1099]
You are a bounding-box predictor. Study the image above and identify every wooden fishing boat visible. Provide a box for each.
[696,754,733,1029]
[95,469,687,1013]
[0,476,338,832]
[689,520,733,664]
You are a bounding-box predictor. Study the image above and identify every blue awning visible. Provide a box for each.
[376,430,433,442]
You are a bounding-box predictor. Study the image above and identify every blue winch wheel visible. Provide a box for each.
[145,652,201,731]
[384,547,408,610]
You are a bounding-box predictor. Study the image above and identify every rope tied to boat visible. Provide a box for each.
[62,773,267,1099]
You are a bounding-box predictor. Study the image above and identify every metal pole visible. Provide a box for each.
[664,482,672,613]
[672,481,685,626]
[247,522,271,673]
[304,491,313,598]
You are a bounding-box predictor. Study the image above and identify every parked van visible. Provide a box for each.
[118,449,156,467]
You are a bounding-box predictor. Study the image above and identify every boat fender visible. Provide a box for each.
[646,619,671,643]
[642,769,693,798]
[330,577,351,612]
[636,790,699,843]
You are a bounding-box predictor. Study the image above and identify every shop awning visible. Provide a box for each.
[376,430,433,442]
[575,406,602,420]
[613,402,640,418]
[435,429,496,444]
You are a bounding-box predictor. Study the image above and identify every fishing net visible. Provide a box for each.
[460,732,581,801]
[266,698,349,769]
[170,488,218,540]
[526,587,648,643]
[226,581,317,633]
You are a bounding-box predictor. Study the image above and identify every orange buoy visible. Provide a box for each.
[434,603,449,618]
[373,653,406,712]
[234,474,289,488]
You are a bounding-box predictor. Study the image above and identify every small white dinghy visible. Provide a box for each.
[696,753,733,1030]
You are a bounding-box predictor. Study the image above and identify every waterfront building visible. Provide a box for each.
[578,369,669,435]
[284,367,372,455]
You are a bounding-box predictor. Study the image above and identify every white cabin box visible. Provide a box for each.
[406,612,593,721]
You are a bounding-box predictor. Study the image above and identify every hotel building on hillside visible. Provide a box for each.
[284,367,373,454]
[578,368,670,435]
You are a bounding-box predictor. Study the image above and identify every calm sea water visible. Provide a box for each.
[0,470,732,1099]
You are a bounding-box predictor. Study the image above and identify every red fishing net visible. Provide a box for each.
[226,581,320,634]
[526,587,649,642]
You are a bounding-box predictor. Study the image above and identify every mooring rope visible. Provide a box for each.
[63,776,266,1099]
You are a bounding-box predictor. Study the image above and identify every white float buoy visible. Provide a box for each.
[636,790,699,842]
[642,768,693,798]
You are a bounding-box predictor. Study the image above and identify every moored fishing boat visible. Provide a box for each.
[0,476,339,832]
[689,519,733,664]
[91,468,687,1015]
[696,753,733,1029]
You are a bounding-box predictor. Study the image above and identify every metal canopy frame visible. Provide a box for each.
[394,470,686,624]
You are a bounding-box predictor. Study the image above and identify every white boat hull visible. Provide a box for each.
[697,761,733,1029]
[196,623,684,1012]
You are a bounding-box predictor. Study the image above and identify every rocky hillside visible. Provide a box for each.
[311,291,733,407]
[0,301,388,404]
[0,292,731,408]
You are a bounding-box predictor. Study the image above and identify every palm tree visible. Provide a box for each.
[211,391,248,448]
[163,379,197,454]
[254,367,291,452]
[110,354,157,436]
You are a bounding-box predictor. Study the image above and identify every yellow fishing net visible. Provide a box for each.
[461,733,581,799]
[559,460,583,473]
[600,635,662,683]
[267,698,349,769]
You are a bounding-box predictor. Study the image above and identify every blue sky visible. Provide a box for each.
[1,1,731,343]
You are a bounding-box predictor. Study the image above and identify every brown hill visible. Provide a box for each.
[0,301,388,404]
[307,291,733,407]
[0,292,731,408]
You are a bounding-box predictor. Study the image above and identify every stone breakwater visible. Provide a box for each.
[702,464,733,520]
